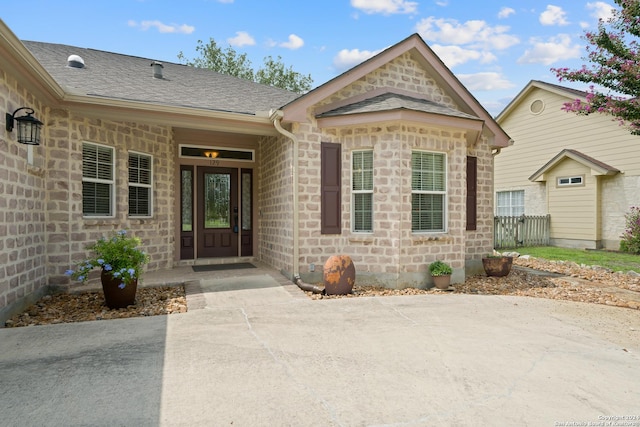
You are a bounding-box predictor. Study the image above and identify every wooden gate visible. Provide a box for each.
[494,215,550,249]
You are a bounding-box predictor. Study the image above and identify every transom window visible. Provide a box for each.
[352,150,373,232]
[411,151,446,232]
[82,142,115,217]
[128,152,153,217]
[496,190,524,216]
[558,176,583,186]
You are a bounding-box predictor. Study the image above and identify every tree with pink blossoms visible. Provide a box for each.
[552,0,640,134]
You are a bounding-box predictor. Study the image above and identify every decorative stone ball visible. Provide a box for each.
[323,255,356,295]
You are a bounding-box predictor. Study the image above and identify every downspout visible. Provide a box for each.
[269,109,300,279]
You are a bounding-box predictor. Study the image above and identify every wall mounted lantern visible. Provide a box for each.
[6,107,43,145]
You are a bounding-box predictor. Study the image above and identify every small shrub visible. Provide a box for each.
[620,206,640,254]
[429,260,453,277]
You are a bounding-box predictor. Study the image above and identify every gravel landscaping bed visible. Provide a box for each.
[307,256,640,310]
[5,285,187,328]
[4,255,640,328]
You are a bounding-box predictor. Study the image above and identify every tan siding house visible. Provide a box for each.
[496,80,636,249]
[0,19,509,324]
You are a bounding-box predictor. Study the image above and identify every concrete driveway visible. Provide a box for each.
[1,272,639,426]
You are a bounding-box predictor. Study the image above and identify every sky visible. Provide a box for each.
[1,0,619,116]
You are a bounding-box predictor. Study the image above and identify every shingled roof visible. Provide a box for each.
[316,92,481,121]
[22,41,301,116]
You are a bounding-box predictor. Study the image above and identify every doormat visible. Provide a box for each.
[192,263,257,272]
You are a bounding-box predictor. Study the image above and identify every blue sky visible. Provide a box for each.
[2,0,617,116]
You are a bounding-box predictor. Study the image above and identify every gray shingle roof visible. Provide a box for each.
[316,92,481,121]
[23,41,301,115]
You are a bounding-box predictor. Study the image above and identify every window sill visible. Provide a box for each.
[348,235,374,245]
[411,234,452,244]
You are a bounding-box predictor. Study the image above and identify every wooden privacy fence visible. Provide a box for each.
[494,215,550,249]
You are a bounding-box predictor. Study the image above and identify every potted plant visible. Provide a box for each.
[481,253,513,277]
[428,260,453,290]
[65,230,150,309]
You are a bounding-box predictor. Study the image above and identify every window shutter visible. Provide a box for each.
[466,156,477,231]
[321,142,341,234]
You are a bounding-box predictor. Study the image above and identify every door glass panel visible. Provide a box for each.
[181,168,193,232]
[204,173,230,229]
[242,172,252,231]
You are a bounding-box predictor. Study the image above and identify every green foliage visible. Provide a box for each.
[178,38,313,93]
[620,206,640,254]
[552,0,640,134]
[65,230,150,288]
[505,246,640,273]
[429,260,453,276]
[255,55,314,94]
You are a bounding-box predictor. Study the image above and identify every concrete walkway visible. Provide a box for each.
[1,265,639,426]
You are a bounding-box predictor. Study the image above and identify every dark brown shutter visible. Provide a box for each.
[321,142,341,234]
[466,156,477,231]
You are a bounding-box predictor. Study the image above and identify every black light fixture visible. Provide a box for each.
[6,107,43,145]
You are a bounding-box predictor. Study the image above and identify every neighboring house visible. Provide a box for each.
[0,19,509,323]
[495,80,640,250]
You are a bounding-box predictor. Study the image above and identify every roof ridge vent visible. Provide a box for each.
[67,54,85,68]
[151,61,164,79]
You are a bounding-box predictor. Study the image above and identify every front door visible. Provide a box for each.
[197,167,238,257]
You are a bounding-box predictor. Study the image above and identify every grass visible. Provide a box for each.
[504,246,640,273]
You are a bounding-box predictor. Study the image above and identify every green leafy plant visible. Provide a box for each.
[620,206,640,254]
[65,230,150,288]
[429,260,453,277]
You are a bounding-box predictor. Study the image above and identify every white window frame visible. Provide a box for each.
[352,150,373,233]
[496,190,525,216]
[411,150,447,233]
[557,175,584,187]
[128,151,153,218]
[82,142,115,218]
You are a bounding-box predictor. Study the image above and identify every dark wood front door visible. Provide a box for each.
[197,167,238,257]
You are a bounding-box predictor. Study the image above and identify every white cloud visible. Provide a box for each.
[350,0,418,15]
[332,48,384,71]
[279,34,304,50]
[128,20,195,34]
[217,0,234,3]
[587,2,615,21]
[456,72,515,91]
[539,5,569,26]
[431,45,497,68]
[498,7,515,19]
[517,34,582,65]
[227,31,255,47]
[415,17,519,50]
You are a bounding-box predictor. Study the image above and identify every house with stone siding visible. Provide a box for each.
[495,80,639,250]
[0,18,510,324]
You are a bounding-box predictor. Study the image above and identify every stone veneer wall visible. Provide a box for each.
[601,174,640,250]
[291,53,494,288]
[318,52,460,111]
[258,135,294,275]
[464,142,495,275]
[295,121,493,288]
[45,111,176,290]
[0,67,49,319]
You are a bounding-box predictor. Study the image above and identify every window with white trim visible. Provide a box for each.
[128,151,153,217]
[496,190,524,216]
[558,176,583,186]
[352,150,373,232]
[82,142,115,217]
[411,151,446,232]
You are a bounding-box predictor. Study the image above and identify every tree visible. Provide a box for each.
[552,0,640,134]
[178,38,313,93]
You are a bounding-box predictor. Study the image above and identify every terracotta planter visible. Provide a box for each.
[323,255,356,295]
[482,256,513,277]
[101,269,138,309]
[432,275,451,290]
